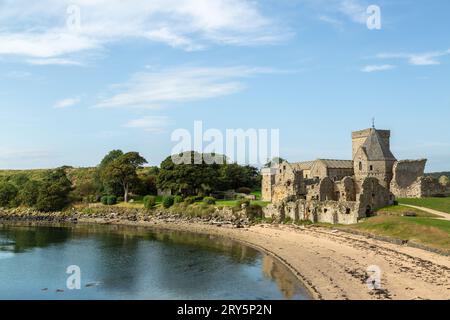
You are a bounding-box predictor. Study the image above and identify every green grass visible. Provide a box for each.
[376,205,438,218]
[340,215,450,251]
[398,197,450,214]
[215,200,270,207]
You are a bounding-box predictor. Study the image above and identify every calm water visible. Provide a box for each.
[0,223,310,300]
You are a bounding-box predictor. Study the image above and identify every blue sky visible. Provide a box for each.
[0,0,449,171]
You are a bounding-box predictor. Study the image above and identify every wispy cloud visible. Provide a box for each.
[95,66,280,109]
[27,58,84,66]
[312,0,369,27]
[361,64,395,73]
[53,97,80,109]
[337,0,367,24]
[123,116,171,133]
[376,50,450,66]
[0,0,290,63]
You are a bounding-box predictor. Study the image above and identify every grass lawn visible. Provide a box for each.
[341,215,450,250]
[375,205,439,218]
[216,200,270,207]
[398,197,450,214]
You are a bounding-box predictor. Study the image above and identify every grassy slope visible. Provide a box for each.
[343,216,450,250]
[398,197,450,214]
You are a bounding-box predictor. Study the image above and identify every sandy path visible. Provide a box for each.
[401,204,450,221]
[81,218,450,300]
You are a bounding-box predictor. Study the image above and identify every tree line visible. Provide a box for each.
[0,150,261,212]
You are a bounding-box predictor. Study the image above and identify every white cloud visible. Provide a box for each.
[54,97,81,109]
[123,116,171,133]
[337,0,367,24]
[95,66,278,109]
[0,0,289,63]
[376,50,450,66]
[361,64,395,73]
[318,15,344,30]
[27,58,83,66]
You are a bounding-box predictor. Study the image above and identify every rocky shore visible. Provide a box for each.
[1,206,450,300]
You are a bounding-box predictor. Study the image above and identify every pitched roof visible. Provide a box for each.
[361,129,396,161]
[292,161,315,170]
[317,159,354,169]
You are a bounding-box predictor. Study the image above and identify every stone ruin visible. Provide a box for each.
[261,127,448,225]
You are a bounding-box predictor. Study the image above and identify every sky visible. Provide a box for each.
[0,0,449,172]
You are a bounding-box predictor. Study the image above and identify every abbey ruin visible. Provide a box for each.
[262,127,450,225]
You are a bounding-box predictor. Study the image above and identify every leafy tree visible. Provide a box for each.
[98,150,124,196]
[439,175,450,187]
[0,182,18,207]
[101,152,148,202]
[219,163,260,190]
[17,180,41,207]
[35,168,73,212]
[157,152,222,197]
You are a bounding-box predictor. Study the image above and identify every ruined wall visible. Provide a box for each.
[390,159,427,198]
[261,168,277,201]
[264,199,361,225]
[358,177,394,214]
[271,163,304,203]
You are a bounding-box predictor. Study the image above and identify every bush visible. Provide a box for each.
[236,187,252,194]
[17,180,41,207]
[162,196,175,208]
[0,182,18,208]
[174,195,183,204]
[35,168,72,212]
[143,195,156,209]
[236,199,250,207]
[184,196,197,205]
[203,196,216,205]
[117,196,124,203]
[107,195,117,205]
[101,196,109,205]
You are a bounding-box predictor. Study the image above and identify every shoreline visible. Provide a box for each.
[1,212,449,300]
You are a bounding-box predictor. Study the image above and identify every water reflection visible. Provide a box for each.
[0,223,310,300]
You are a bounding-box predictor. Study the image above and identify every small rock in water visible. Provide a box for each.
[56,289,64,293]
[41,288,48,292]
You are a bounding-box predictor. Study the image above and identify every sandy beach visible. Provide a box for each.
[77,218,450,300]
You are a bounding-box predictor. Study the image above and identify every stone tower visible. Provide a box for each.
[352,128,397,188]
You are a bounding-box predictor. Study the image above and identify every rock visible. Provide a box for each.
[403,211,417,217]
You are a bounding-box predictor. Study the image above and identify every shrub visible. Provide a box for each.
[203,196,216,205]
[101,196,109,205]
[237,199,250,207]
[162,196,175,208]
[184,196,197,205]
[17,180,41,207]
[107,195,117,205]
[174,195,183,204]
[236,187,252,194]
[35,168,72,212]
[143,195,156,209]
[117,196,124,203]
[0,182,18,208]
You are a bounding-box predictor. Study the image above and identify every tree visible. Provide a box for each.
[98,150,124,196]
[0,182,18,207]
[35,168,73,212]
[157,152,222,197]
[439,175,450,187]
[17,180,41,207]
[219,163,260,190]
[101,152,148,202]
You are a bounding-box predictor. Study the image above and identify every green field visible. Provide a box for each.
[343,215,450,250]
[398,197,450,214]
[375,205,438,218]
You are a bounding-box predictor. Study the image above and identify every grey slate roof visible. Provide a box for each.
[361,129,396,161]
[292,159,353,170]
[317,159,354,169]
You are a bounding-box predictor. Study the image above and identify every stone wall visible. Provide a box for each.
[390,159,427,198]
[263,199,361,225]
